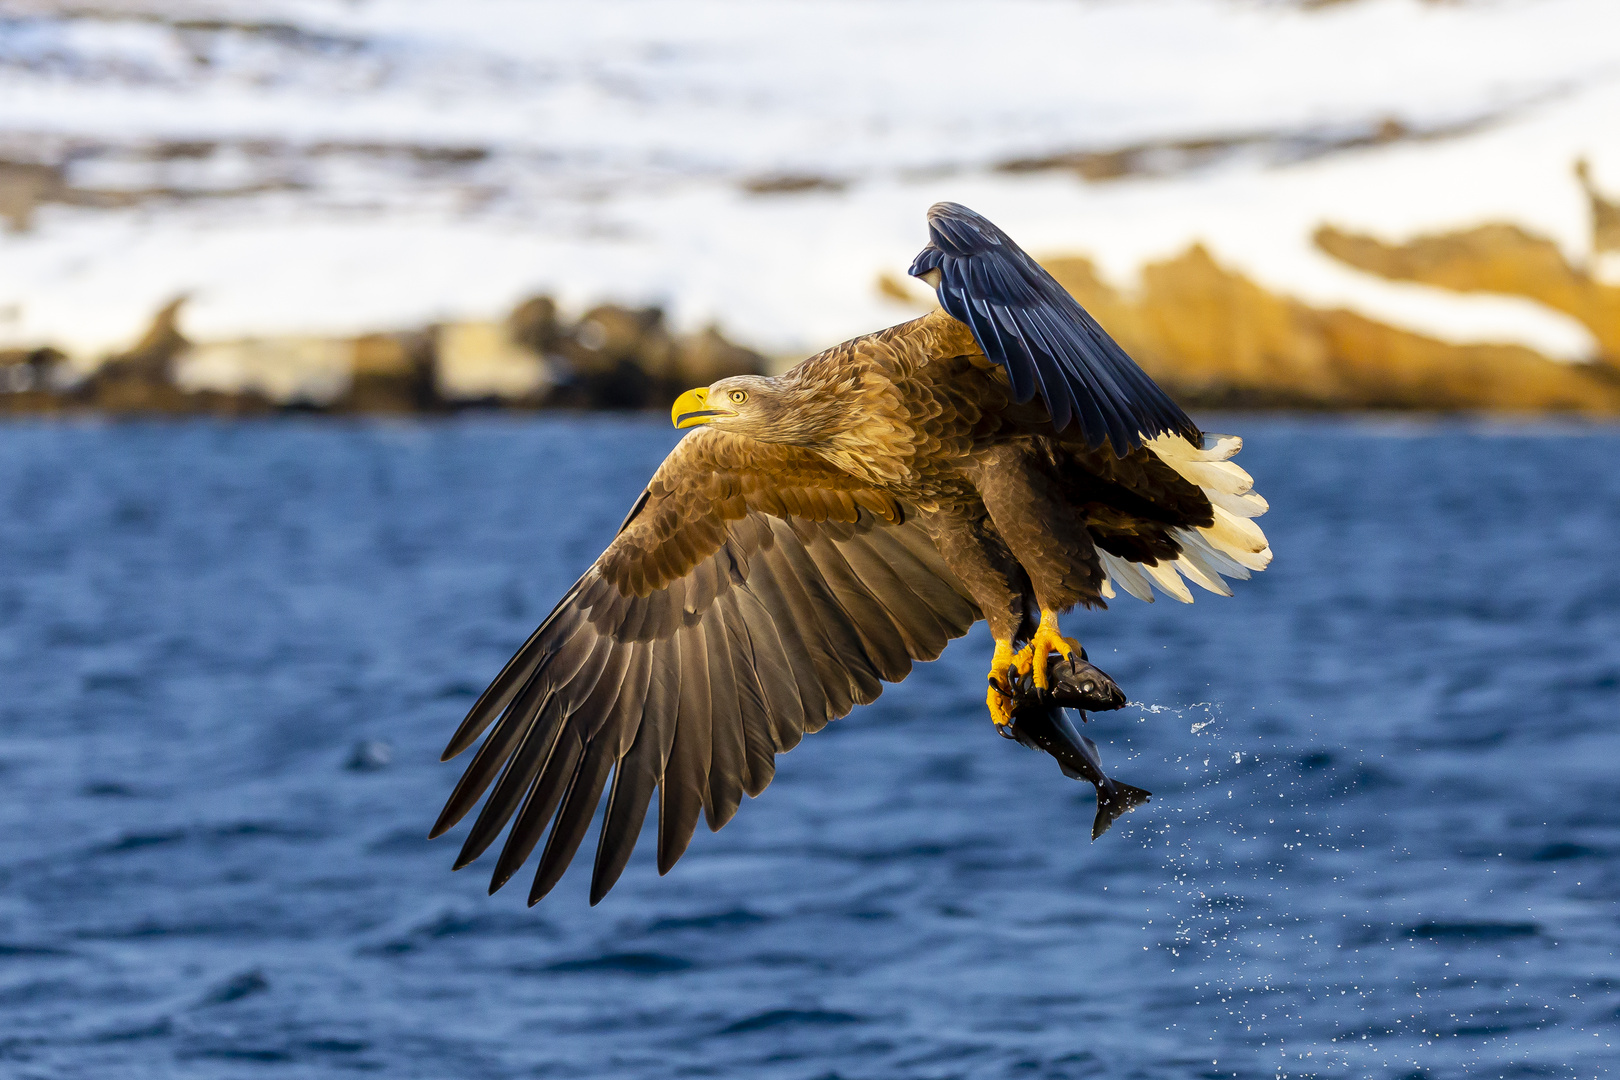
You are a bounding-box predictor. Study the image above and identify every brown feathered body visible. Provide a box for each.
[615,311,1222,640]
[431,305,1271,905]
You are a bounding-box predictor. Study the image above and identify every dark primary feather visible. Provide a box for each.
[909,201,1198,455]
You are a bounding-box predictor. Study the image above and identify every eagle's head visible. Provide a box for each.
[671,375,836,444]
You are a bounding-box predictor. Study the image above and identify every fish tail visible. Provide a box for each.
[1091,781,1152,840]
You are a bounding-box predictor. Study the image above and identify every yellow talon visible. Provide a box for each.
[987,638,1017,726]
[1018,610,1082,690]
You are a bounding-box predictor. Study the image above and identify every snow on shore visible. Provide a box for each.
[0,0,1617,363]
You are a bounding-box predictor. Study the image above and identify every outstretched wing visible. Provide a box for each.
[909,201,1198,455]
[431,428,980,905]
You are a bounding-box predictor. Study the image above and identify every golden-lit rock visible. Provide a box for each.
[97,296,190,384]
[1040,244,1620,414]
[542,302,764,410]
[0,161,64,232]
[341,331,434,413]
[178,336,352,405]
[435,321,549,402]
[1314,223,1620,362]
[0,347,66,415]
[875,271,934,308]
[562,305,674,378]
[507,295,564,356]
[1042,248,1334,405]
[79,296,271,414]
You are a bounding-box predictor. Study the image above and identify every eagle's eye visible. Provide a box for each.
[728,389,748,405]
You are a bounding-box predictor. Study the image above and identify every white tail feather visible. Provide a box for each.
[1199,527,1271,572]
[1204,505,1268,553]
[1145,431,1241,463]
[1097,549,1154,603]
[1145,434,1254,495]
[1179,458,1255,496]
[1144,433,1198,462]
[1207,487,1269,519]
[1175,527,1251,581]
[1105,431,1271,603]
[1209,539,1273,572]
[1174,552,1234,597]
[1142,559,1195,603]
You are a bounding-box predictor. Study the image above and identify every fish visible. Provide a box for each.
[994,653,1151,839]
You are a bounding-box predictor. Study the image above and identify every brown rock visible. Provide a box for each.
[741,174,846,195]
[547,304,671,409]
[0,347,68,414]
[340,331,436,413]
[1040,243,1620,414]
[507,295,565,355]
[1314,222,1620,363]
[436,321,549,403]
[671,325,767,387]
[98,296,191,384]
[1577,158,1620,256]
[0,161,65,232]
[875,271,935,308]
[178,337,351,405]
[564,305,674,377]
[82,296,217,414]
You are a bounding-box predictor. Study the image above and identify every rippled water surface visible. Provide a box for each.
[1,417,1616,1079]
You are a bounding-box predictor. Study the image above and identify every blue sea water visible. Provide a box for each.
[0,416,1616,1080]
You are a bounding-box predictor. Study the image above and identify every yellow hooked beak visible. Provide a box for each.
[672,387,730,428]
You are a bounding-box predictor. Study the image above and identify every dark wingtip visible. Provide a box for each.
[588,845,628,905]
[487,861,520,895]
[655,841,684,876]
[428,807,462,842]
[925,200,990,227]
[440,722,485,761]
[528,871,561,907]
[451,847,478,871]
[441,689,509,762]
[703,800,739,833]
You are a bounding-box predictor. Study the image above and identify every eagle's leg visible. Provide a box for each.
[917,507,1033,729]
[987,637,1018,727]
[967,445,1103,694]
[1013,610,1084,690]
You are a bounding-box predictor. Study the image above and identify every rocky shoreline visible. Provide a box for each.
[5,165,1620,421]
[0,295,768,419]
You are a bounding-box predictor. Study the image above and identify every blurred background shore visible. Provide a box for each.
[3,0,1620,419]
